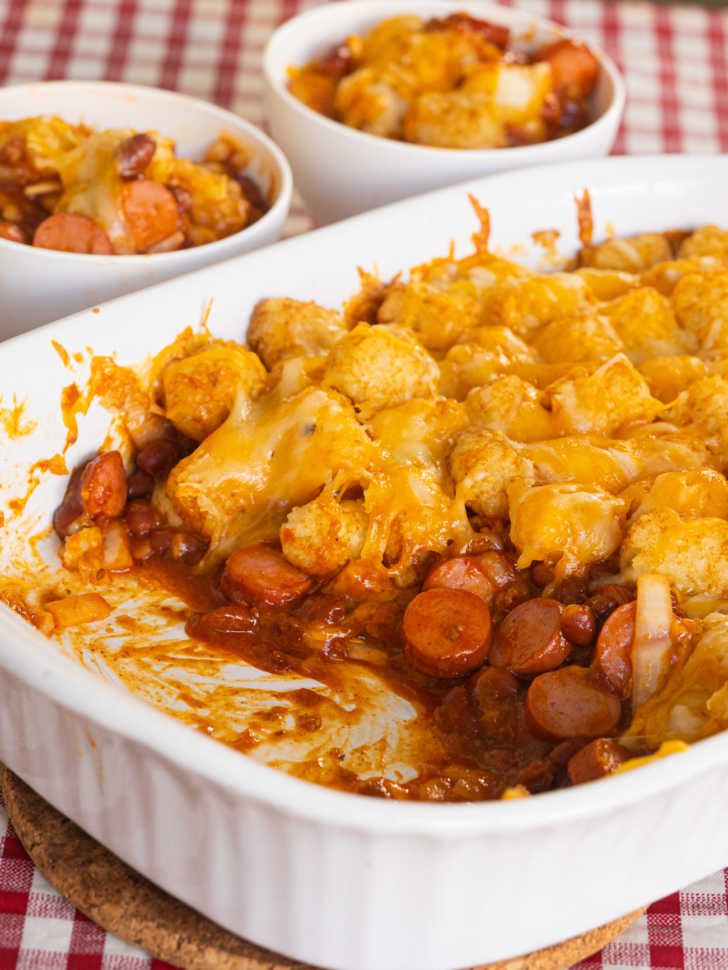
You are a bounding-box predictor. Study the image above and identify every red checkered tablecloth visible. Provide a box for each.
[0,0,727,967]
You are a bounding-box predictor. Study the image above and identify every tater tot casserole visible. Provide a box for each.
[0,116,268,254]
[8,209,728,803]
[288,12,599,148]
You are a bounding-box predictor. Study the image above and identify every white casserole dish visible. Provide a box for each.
[0,81,292,340]
[263,0,625,224]
[1,155,727,970]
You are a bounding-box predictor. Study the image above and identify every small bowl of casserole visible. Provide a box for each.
[263,0,625,224]
[0,81,292,340]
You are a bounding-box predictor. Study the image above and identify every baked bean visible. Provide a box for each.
[592,601,636,698]
[538,39,599,95]
[235,174,267,213]
[221,544,313,607]
[526,665,622,740]
[490,598,570,675]
[588,583,633,621]
[403,588,492,678]
[187,603,257,639]
[531,561,554,588]
[33,213,113,254]
[554,576,589,604]
[118,133,156,178]
[126,469,155,499]
[121,179,180,252]
[423,556,495,602]
[136,438,180,478]
[53,466,85,537]
[471,667,521,743]
[561,603,597,646]
[567,738,629,785]
[80,451,127,520]
[297,594,350,625]
[125,499,161,537]
[169,184,193,213]
[515,759,554,793]
[0,221,25,243]
[150,528,208,565]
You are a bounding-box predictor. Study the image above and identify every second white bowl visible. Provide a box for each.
[263,0,625,225]
[0,81,293,341]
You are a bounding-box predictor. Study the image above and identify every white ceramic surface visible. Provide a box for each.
[263,0,625,225]
[0,81,292,340]
[0,155,727,970]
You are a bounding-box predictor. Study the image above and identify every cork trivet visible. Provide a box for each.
[1,767,643,970]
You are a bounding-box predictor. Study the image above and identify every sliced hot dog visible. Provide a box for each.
[490,598,571,675]
[33,213,113,254]
[80,451,128,520]
[0,221,25,243]
[526,665,622,740]
[592,601,636,698]
[567,737,629,785]
[539,39,600,96]
[221,544,313,607]
[403,587,492,678]
[121,179,181,252]
[424,556,495,602]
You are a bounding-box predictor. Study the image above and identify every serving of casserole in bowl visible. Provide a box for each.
[1,155,728,970]
[263,0,625,223]
[0,81,292,340]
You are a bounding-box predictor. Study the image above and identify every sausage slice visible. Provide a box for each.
[424,556,495,602]
[122,179,181,252]
[592,601,636,698]
[33,213,113,254]
[221,544,313,607]
[403,588,492,678]
[526,665,622,740]
[567,738,629,785]
[490,598,570,675]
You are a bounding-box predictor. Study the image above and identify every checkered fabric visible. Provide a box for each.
[0,0,727,966]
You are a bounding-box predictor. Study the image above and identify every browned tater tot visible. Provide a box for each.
[121,179,181,252]
[0,221,26,243]
[33,213,113,254]
[403,588,492,679]
[592,601,636,699]
[567,737,629,785]
[221,544,313,607]
[490,598,571,676]
[526,665,622,740]
[538,39,600,96]
[80,451,127,520]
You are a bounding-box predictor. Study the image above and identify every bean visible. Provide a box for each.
[150,528,208,565]
[221,544,313,607]
[403,588,492,679]
[187,603,257,640]
[588,583,633,622]
[126,469,155,499]
[592,601,636,699]
[490,598,570,675]
[53,466,84,538]
[526,665,622,740]
[567,738,629,785]
[136,438,180,478]
[561,603,597,646]
[33,213,113,254]
[125,499,161,537]
[118,133,156,178]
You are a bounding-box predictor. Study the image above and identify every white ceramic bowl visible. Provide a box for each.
[0,81,293,341]
[1,155,727,970]
[263,0,626,225]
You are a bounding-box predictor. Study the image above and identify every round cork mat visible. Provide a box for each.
[1,767,643,970]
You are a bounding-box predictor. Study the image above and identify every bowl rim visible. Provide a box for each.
[2,152,728,839]
[0,79,293,264]
[262,0,627,160]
